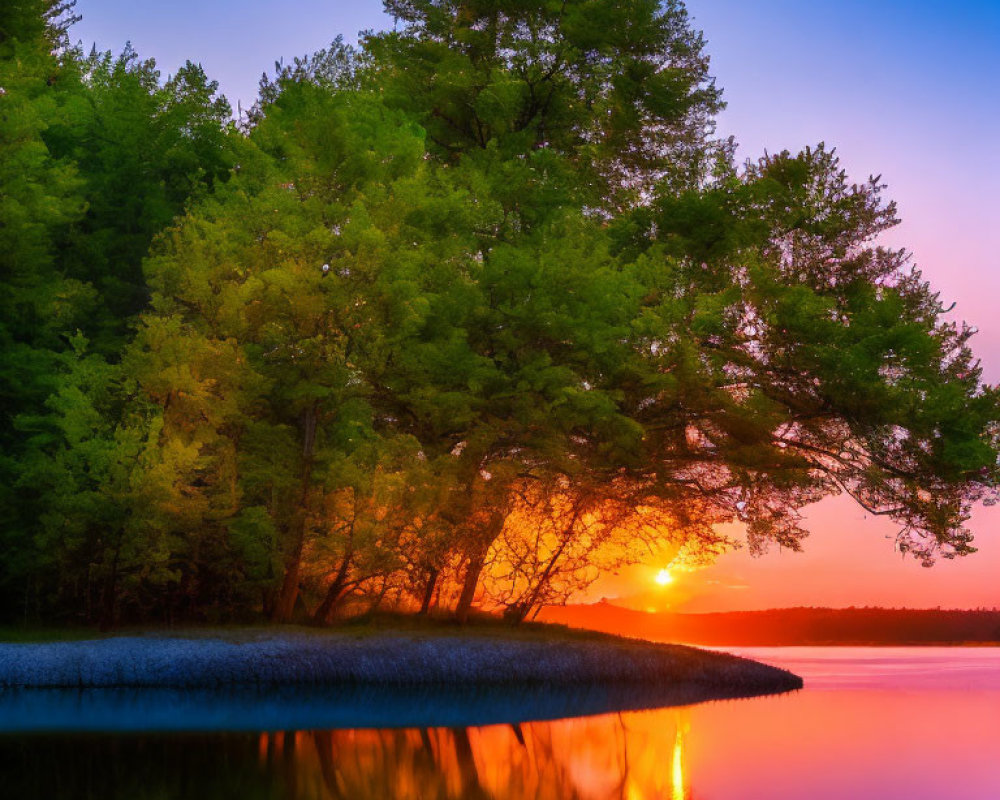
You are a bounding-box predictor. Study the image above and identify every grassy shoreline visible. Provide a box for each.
[0,618,802,695]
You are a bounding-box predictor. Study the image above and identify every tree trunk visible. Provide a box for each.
[417,567,439,615]
[99,540,122,631]
[454,550,486,624]
[514,544,567,622]
[366,579,390,614]
[503,601,531,624]
[454,511,505,623]
[313,551,353,625]
[272,402,318,623]
[272,545,303,623]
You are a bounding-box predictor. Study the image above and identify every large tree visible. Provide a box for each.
[623,145,999,562]
[57,46,236,352]
[131,81,438,620]
[126,1,1000,625]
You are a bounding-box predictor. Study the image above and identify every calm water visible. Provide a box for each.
[2,647,998,799]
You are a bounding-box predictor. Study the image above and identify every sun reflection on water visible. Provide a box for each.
[672,710,688,800]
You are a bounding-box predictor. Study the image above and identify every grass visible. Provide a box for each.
[0,612,642,645]
[0,626,104,643]
[0,612,803,694]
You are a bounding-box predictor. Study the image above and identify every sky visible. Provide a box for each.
[71,1,1000,611]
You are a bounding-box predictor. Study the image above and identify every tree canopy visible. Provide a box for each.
[2,0,997,626]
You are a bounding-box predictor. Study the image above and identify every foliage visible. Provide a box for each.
[2,0,997,626]
[0,1,237,620]
[0,0,89,613]
[365,0,724,204]
[59,45,236,351]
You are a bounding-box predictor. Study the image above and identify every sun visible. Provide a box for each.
[655,568,674,586]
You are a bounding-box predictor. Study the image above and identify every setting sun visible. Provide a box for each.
[655,569,674,586]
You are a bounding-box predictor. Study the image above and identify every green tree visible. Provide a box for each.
[0,4,238,621]
[367,0,723,206]
[14,336,173,624]
[131,81,433,620]
[0,0,90,612]
[622,144,999,563]
[58,46,235,351]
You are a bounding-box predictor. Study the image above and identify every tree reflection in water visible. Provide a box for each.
[0,710,694,799]
[253,711,691,800]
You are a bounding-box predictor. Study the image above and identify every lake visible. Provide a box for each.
[2,647,997,799]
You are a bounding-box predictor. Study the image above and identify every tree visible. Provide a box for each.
[0,0,90,612]
[366,0,723,205]
[6,0,996,625]
[57,46,235,352]
[132,3,998,625]
[344,0,730,618]
[131,82,435,620]
[0,0,87,451]
[14,336,174,625]
[621,144,998,562]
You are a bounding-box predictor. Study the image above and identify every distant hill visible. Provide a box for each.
[537,603,1000,646]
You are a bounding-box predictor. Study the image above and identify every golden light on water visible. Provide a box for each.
[655,568,674,586]
[672,712,688,800]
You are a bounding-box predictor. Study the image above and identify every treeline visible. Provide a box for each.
[542,604,1000,645]
[2,1,238,624]
[2,0,998,627]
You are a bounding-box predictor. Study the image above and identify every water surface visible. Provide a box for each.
[3,647,997,799]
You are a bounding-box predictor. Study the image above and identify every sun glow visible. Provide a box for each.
[655,569,674,586]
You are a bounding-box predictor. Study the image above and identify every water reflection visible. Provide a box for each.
[671,712,687,800]
[2,711,695,800]
[0,679,792,732]
[253,715,695,800]
[3,649,999,799]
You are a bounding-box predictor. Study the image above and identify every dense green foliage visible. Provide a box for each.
[2,1,997,626]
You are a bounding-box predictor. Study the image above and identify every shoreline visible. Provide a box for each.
[539,604,1000,647]
[0,629,802,692]
[0,628,802,731]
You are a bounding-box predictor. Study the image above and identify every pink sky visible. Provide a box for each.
[593,496,1000,612]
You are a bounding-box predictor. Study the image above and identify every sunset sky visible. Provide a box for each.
[72,0,1000,611]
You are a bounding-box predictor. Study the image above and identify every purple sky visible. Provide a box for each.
[72,0,1000,610]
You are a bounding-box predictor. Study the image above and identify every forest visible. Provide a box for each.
[3,0,998,628]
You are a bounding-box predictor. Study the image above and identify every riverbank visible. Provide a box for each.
[0,622,801,693]
[540,603,1000,646]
